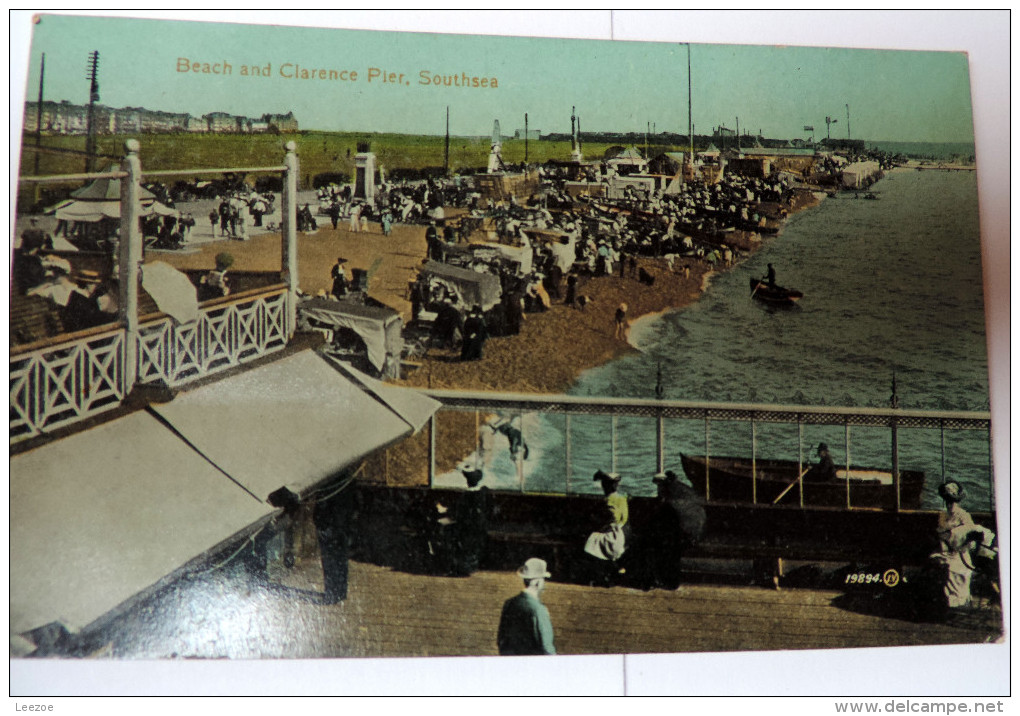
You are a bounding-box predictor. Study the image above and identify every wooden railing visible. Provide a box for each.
[11,287,290,442]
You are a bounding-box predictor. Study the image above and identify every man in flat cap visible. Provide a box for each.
[497,558,556,656]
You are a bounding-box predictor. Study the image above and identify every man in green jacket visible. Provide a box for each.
[497,558,556,655]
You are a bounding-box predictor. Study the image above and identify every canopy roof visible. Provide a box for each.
[45,166,173,223]
[10,412,274,636]
[149,351,438,500]
[10,350,440,639]
[70,165,157,202]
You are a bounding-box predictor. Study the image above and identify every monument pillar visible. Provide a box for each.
[354,141,376,203]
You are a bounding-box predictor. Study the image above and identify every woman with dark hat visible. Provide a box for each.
[930,480,996,610]
[582,470,629,585]
[460,304,489,361]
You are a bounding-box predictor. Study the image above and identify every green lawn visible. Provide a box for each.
[16,130,687,209]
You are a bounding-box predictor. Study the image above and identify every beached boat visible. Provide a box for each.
[680,453,926,510]
[749,277,804,305]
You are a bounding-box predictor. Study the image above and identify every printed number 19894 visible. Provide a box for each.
[845,569,900,587]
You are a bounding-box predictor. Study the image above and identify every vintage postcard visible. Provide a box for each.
[9,11,1008,696]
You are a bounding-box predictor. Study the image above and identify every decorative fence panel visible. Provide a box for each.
[12,289,289,441]
[137,288,288,387]
[10,329,125,440]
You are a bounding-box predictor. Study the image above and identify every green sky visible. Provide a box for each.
[18,14,975,143]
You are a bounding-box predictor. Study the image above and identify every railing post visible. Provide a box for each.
[564,414,572,494]
[118,139,142,392]
[891,416,901,512]
[751,417,757,504]
[797,419,804,507]
[844,424,851,510]
[611,414,618,473]
[281,140,299,337]
[655,412,665,474]
[428,413,436,489]
[704,415,711,502]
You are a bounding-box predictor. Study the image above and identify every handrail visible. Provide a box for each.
[141,166,288,178]
[18,171,129,183]
[421,389,991,431]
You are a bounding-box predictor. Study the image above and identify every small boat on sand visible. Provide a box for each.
[749,278,803,306]
[680,453,926,510]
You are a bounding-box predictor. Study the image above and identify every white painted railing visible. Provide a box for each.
[137,288,289,387]
[10,327,126,441]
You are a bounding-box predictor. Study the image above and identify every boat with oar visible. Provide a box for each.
[749,277,804,306]
[679,453,926,510]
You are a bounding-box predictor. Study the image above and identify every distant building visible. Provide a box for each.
[263,111,298,133]
[23,100,297,135]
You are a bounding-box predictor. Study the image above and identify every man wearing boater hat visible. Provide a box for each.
[497,558,556,655]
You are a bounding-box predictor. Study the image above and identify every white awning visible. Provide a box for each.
[10,412,275,636]
[149,351,439,500]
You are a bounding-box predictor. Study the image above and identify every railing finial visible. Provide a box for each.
[124,138,140,155]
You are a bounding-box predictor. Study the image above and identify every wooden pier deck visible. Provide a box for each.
[103,556,1001,660]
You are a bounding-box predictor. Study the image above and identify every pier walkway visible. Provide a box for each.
[103,557,1001,659]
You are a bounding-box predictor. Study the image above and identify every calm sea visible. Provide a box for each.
[438,170,993,511]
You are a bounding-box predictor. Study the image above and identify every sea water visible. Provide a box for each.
[439,170,993,511]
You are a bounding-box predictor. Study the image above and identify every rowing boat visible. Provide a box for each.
[749,277,803,306]
[679,453,925,510]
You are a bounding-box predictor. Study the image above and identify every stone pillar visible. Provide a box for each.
[354,142,376,203]
[118,139,142,390]
[281,141,299,336]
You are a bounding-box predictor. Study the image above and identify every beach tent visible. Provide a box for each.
[418,261,502,312]
[298,297,404,377]
[45,165,175,223]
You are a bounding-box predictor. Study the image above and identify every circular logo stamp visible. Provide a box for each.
[882,569,900,587]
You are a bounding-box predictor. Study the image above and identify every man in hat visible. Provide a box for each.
[497,558,556,655]
[642,470,707,590]
[804,443,837,482]
[330,257,349,299]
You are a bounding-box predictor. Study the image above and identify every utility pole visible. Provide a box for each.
[687,43,694,159]
[444,106,450,174]
[846,104,851,141]
[85,50,100,173]
[34,53,44,177]
[524,112,528,164]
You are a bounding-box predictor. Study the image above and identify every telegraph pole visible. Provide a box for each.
[687,43,693,158]
[85,50,100,173]
[444,106,450,174]
[846,104,851,141]
[524,112,528,164]
[34,53,44,177]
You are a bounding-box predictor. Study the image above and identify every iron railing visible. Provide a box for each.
[423,390,993,512]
